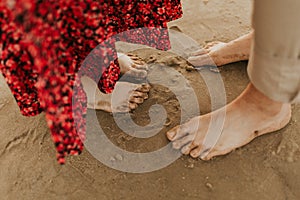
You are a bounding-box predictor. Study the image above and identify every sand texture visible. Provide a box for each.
[1,0,300,199]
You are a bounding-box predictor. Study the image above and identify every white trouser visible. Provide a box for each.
[248,0,300,103]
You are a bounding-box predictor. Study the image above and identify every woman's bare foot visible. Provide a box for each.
[166,83,291,160]
[81,76,150,113]
[188,32,253,67]
[118,53,148,80]
[81,54,150,113]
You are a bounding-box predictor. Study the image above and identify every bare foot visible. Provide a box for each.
[118,53,148,80]
[81,76,150,113]
[166,83,291,160]
[188,32,253,67]
[81,54,150,113]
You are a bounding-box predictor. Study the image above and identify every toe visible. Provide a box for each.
[200,152,214,161]
[166,125,189,141]
[111,82,150,113]
[204,41,222,49]
[201,148,232,161]
[128,55,141,61]
[190,146,203,158]
[181,142,197,155]
[133,63,149,71]
[130,96,144,104]
[136,84,151,93]
[172,135,194,150]
[132,60,146,65]
[128,54,148,69]
[126,68,147,79]
[129,102,138,110]
[132,91,148,100]
[190,49,207,56]
[188,55,212,67]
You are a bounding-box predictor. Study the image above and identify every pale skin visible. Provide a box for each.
[81,53,150,113]
[188,31,253,67]
[167,31,292,160]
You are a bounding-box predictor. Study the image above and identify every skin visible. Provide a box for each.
[167,83,291,160]
[188,31,253,67]
[166,32,292,160]
[81,53,150,113]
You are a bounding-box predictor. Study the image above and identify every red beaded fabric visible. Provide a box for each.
[0,0,182,164]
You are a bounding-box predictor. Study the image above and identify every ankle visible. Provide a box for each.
[240,83,284,115]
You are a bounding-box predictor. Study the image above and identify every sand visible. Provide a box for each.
[1,0,300,199]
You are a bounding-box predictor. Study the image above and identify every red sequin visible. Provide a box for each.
[0,0,182,164]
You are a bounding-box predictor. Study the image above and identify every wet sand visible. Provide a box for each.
[1,0,300,199]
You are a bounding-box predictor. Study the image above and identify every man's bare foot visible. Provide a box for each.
[118,53,148,80]
[166,83,291,160]
[188,32,253,67]
[81,76,150,113]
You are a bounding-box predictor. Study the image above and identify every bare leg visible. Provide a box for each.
[188,31,253,67]
[166,83,291,160]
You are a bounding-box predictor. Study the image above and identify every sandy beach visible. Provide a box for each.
[1,0,300,199]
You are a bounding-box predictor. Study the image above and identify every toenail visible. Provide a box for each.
[199,148,211,158]
[168,131,175,139]
[191,152,197,157]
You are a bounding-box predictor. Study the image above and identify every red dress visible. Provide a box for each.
[0,0,182,164]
